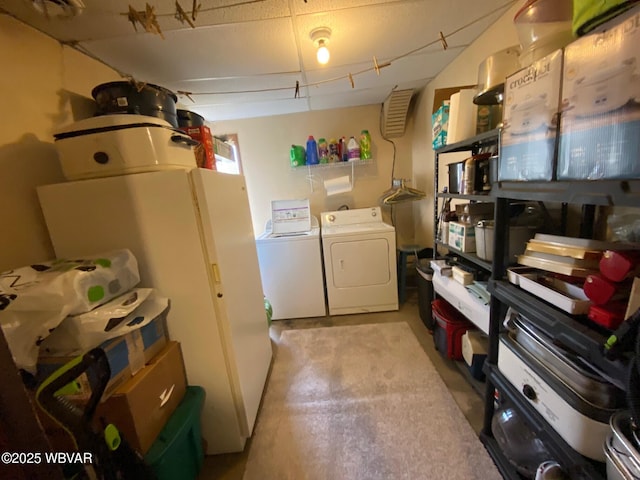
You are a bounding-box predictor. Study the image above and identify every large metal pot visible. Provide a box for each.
[92,81,179,128]
[177,109,205,127]
[473,46,522,105]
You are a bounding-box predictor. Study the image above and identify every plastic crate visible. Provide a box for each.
[144,386,206,480]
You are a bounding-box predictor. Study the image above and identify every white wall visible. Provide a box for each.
[211,105,418,246]
[0,14,120,272]
[411,3,522,247]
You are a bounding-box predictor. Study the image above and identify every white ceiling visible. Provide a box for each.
[1,0,517,121]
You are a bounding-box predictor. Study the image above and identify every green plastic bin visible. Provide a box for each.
[144,386,206,480]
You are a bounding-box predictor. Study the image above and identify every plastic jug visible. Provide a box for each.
[290,145,305,167]
[306,136,319,165]
[347,136,360,161]
[360,130,372,159]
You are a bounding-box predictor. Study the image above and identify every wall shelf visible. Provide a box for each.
[291,159,374,169]
[436,241,493,272]
[488,280,629,384]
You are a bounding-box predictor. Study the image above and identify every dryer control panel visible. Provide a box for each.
[321,207,382,227]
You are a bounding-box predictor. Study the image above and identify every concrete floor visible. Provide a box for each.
[197,288,487,480]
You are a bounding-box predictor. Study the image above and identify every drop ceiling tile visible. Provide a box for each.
[195,97,310,121]
[79,17,299,82]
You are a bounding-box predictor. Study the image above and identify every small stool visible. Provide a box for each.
[397,245,432,304]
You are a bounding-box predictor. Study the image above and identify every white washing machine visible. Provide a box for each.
[256,216,326,320]
[321,207,398,315]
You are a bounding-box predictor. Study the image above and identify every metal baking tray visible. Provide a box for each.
[507,312,624,409]
[607,410,640,480]
[507,267,591,314]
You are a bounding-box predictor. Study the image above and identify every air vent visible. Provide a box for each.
[381,89,415,138]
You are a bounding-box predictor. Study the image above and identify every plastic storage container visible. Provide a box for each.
[431,298,473,360]
[513,0,574,67]
[416,261,434,330]
[475,221,537,262]
[144,386,206,480]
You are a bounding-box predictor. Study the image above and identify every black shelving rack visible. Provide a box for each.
[433,129,499,264]
[432,129,638,479]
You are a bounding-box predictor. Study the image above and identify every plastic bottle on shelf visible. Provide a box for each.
[306,135,319,165]
[340,137,349,162]
[290,145,305,167]
[360,129,372,159]
[318,138,329,164]
[328,138,339,163]
[347,136,360,162]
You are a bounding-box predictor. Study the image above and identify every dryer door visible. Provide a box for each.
[329,238,391,287]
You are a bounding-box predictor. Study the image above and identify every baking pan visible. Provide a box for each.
[508,268,591,314]
[607,410,640,479]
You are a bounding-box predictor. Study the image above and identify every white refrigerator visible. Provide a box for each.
[37,168,273,455]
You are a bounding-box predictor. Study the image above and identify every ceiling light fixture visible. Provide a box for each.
[310,27,332,65]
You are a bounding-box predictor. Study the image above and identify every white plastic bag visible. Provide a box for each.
[40,288,168,356]
[0,249,140,373]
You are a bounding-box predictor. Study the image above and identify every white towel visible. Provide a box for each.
[324,176,352,196]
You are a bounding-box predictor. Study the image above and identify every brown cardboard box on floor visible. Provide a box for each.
[625,277,640,320]
[95,341,187,454]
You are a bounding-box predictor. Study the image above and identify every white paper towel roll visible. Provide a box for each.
[446,89,478,145]
[324,175,352,196]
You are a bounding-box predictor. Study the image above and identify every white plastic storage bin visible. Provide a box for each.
[53,114,198,180]
[475,221,536,262]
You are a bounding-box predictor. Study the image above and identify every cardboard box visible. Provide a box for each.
[432,101,450,150]
[500,49,563,181]
[95,341,187,454]
[37,311,168,401]
[448,221,476,252]
[558,7,640,180]
[625,277,640,320]
[180,126,215,170]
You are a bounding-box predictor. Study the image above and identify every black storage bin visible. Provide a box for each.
[416,261,434,330]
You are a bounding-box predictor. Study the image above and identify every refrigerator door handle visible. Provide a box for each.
[212,263,221,282]
[211,264,223,297]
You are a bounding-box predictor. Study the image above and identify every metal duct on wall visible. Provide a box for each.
[381,89,415,138]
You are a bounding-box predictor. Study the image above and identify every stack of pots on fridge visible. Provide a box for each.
[51,80,213,180]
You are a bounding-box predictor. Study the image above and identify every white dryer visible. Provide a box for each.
[256,216,326,320]
[321,207,398,315]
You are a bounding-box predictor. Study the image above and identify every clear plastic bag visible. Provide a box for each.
[607,212,640,243]
[40,288,167,356]
[0,249,139,373]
